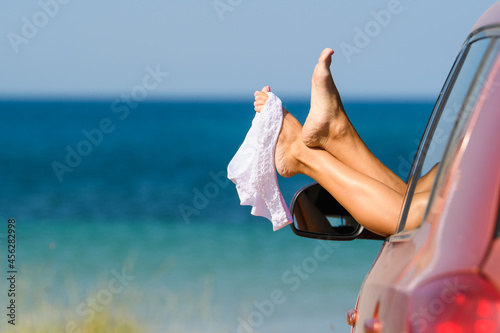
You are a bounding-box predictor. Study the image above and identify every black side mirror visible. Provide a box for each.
[289,183,386,241]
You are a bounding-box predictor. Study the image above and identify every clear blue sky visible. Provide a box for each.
[0,0,497,100]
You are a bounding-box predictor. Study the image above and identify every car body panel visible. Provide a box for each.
[482,239,500,292]
[354,223,432,332]
[471,1,500,33]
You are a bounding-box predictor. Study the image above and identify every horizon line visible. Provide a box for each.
[0,93,438,104]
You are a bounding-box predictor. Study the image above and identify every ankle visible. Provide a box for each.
[285,139,305,170]
[328,114,352,141]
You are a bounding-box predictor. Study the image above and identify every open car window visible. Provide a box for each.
[395,36,500,234]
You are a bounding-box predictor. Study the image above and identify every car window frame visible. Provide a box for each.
[391,30,500,240]
[390,42,470,238]
[496,197,500,238]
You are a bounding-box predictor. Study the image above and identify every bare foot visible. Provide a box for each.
[302,48,350,149]
[275,109,304,178]
[253,86,304,177]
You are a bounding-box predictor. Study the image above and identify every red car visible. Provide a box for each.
[289,2,500,332]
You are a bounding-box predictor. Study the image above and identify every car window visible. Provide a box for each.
[396,37,500,234]
[419,39,491,176]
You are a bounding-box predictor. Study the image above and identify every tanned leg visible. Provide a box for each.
[254,89,424,235]
[302,48,407,194]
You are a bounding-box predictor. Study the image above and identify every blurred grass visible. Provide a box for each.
[13,312,142,333]
[2,261,231,333]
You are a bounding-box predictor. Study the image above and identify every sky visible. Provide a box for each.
[0,0,497,100]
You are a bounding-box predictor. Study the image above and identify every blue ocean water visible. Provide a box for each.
[0,99,433,332]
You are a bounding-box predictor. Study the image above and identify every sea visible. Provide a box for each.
[0,98,433,333]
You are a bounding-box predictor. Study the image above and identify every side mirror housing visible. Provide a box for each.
[289,183,386,241]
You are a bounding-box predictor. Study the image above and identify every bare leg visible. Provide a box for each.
[303,48,406,194]
[415,163,439,193]
[254,87,425,235]
[269,103,424,236]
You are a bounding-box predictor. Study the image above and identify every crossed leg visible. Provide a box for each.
[256,49,406,195]
[255,95,425,236]
[253,49,429,235]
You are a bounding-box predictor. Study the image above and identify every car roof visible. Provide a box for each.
[470,1,500,33]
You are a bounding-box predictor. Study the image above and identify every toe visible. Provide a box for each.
[254,91,269,112]
[255,91,269,101]
[254,102,265,112]
[318,48,334,66]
